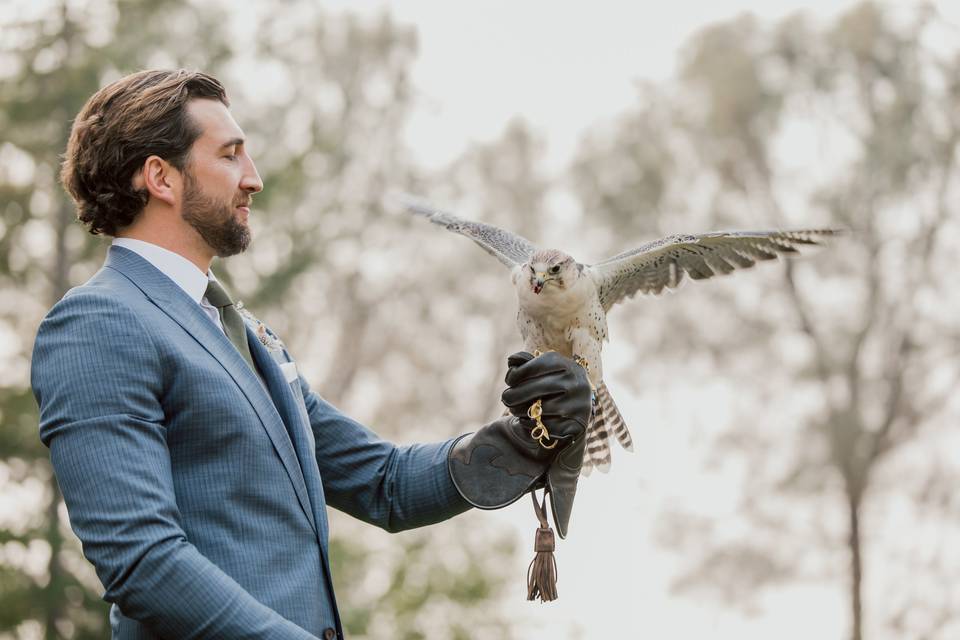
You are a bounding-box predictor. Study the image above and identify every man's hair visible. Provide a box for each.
[60,69,228,236]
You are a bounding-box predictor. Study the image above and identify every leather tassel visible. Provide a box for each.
[527,490,559,602]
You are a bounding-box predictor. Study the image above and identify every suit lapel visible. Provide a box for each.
[104,246,317,535]
[248,337,330,542]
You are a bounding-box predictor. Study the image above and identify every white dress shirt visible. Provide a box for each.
[112,238,226,334]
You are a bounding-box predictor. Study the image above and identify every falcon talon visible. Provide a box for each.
[572,355,596,392]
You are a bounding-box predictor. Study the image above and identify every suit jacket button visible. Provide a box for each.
[323,628,337,640]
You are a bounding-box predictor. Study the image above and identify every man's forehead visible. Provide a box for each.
[187,98,244,146]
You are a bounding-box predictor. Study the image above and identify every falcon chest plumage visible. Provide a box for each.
[512,264,608,373]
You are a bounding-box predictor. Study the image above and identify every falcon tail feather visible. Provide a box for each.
[597,381,633,452]
[584,406,612,474]
[581,383,633,475]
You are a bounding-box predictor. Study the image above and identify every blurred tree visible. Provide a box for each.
[0,1,516,638]
[571,3,959,639]
[571,82,677,240]
[0,1,233,637]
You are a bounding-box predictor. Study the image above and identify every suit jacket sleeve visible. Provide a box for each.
[295,373,471,532]
[31,291,319,640]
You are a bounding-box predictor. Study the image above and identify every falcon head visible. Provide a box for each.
[526,249,578,295]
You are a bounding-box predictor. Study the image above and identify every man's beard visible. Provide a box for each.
[181,171,251,257]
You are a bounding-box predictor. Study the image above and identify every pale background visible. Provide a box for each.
[337,2,958,638]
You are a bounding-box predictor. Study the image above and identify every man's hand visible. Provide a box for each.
[501,351,591,445]
[447,351,592,536]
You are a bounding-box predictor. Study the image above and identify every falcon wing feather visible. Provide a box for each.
[589,229,841,311]
[404,200,539,268]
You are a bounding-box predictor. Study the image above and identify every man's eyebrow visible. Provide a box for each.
[219,137,244,150]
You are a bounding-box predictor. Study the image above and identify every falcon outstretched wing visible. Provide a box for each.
[405,200,539,268]
[589,229,840,311]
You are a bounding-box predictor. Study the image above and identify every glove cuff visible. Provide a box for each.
[447,417,547,510]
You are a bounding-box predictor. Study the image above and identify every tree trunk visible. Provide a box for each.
[43,196,73,638]
[847,492,864,640]
[44,481,63,640]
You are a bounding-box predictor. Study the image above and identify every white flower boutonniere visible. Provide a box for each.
[236,302,286,353]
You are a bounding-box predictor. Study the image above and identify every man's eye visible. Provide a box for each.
[224,154,237,161]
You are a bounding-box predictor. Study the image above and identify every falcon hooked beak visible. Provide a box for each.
[533,273,546,294]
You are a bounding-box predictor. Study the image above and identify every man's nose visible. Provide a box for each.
[240,155,263,193]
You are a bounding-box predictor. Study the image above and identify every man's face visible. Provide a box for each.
[180,99,262,257]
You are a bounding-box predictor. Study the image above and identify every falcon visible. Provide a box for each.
[405,200,839,474]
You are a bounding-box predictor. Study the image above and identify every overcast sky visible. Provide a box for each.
[330,0,958,176]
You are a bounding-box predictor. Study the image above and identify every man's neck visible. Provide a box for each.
[116,228,214,273]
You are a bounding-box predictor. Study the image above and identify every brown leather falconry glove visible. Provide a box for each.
[447,351,591,538]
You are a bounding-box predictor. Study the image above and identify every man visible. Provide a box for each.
[31,69,591,639]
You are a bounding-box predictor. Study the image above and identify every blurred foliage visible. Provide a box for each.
[0,1,519,638]
[569,3,959,639]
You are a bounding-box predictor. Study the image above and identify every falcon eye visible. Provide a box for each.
[550,265,561,274]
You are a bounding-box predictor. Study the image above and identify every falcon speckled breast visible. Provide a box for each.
[405,199,840,474]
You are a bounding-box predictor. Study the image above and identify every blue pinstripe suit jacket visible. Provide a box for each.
[31,246,470,639]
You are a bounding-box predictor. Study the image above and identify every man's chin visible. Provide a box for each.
[209,229,251,258]
[217,218,252,256]
[216,238,250,258]
[182,205,252,258]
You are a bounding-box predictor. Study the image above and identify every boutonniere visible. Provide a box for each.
[236,302,286,353]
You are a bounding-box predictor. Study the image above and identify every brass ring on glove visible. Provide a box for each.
[527,399,557,450]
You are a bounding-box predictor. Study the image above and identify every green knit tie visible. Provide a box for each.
[204,279,256,372]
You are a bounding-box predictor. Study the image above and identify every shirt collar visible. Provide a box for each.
[112,238,216,304]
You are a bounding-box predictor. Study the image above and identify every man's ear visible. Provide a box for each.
[135,155,179,207]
